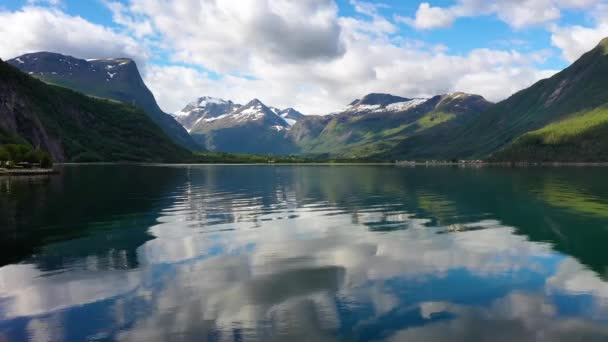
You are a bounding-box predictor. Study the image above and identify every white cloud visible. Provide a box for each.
[0,6,147,66]
[396,2,457,30]
[127,0,559,114]
[398,0,600,30]
[550,3,608,62]
[103,1,154,38]
[123,0,345,73]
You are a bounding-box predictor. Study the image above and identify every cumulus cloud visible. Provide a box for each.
[118,0,345,73]
[396,2,458,30]
[550,3,608,62]
[130,0,558,113]
[0,6,147,66]
[398,0,600,30]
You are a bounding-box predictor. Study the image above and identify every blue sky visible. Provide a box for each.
[1,0,607,113]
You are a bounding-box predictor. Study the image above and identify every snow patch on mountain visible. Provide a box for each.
[234,104,268,122]
[283,118,296,126]
[337,95,429,115]
[386,98,427,111]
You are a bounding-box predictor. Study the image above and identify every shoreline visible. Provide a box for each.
[53,161,608,167]
[0,168,59,176]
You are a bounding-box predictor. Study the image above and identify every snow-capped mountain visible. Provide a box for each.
[187,98,301,154]
[189,99,291,133]
[8,52,134,83]
[172,97,241,132]
[175,97,306,133]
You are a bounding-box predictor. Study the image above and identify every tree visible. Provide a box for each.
[39,151,53,168]
[25,149,40,164]
[24,148,54,168]
[0,144,54,168]
[0,146,8,165]
[4,144,30,163]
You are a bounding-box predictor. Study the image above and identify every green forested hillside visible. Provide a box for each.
[8,52,200,151]
[382,38,608,161]
[491,106,608,162]
[0,60,190,162]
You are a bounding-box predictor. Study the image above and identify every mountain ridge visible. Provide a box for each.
[292,92,492,158]
[188,98,298,154]
[0,59,190,162]
[8,52,200,151]
[8,37,608,162]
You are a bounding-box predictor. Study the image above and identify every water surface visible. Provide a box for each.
[1,165,608,341]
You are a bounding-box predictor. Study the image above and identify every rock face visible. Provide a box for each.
[0,60,189,162]
[8,52,200,151]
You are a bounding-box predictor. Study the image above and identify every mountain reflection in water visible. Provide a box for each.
[0,165,608,341]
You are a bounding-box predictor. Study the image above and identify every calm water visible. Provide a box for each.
[1,165,608,341]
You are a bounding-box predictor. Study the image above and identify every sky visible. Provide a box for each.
[1,0,607,114]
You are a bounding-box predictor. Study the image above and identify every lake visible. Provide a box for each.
[1,165,608,341]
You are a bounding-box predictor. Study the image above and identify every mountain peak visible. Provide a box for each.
[357,93,411,106]
[247,98,265,106]
[174,96,240,132]
[440,92,487,101]
[194,96,231,106]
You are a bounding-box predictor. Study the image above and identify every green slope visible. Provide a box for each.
[382,37,608,161]
[0,60,190,162]
[492,106,608,162]
[294,93,491,158]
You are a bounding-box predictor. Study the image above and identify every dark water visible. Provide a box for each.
[1,165,608,341]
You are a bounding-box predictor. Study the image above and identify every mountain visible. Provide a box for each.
[291,92,492,158]
[0,59,190,162]
[172,96,241,132]
[278,108,305,126]
[7,52,199,151]
[383,37,608,161]
[189,99,298,154]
